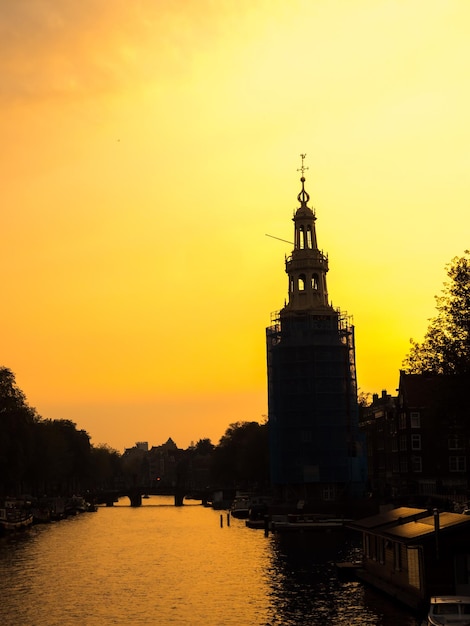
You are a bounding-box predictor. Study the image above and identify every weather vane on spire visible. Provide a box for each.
[297,153,308,178]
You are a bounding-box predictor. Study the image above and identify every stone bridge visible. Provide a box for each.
[92,487,210,508]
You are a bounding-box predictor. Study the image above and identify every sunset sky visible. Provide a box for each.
[1,0,469,451]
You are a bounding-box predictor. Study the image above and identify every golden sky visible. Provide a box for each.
[1,0,469,451]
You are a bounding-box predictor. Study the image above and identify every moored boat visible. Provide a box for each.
[271,514,352,532]
[0,502,33,531]
[230,494,251,519]
[32,505,51,524]
[427,596,470,625]
[230,494,271,520]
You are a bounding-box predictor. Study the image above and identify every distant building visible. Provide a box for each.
[266,160,366,506]
[148,438,180,490]
[359,389,396,500]
[360,372,470,504]
[122,438,181,490]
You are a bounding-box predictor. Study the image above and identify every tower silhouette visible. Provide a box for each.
[266,157,366,506]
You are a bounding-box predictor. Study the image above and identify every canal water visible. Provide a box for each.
[0,496,424,625]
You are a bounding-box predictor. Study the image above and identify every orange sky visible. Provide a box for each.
[1,0,469,451]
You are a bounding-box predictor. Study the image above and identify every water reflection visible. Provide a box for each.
[265,530,422,626]
[0,500,424,625]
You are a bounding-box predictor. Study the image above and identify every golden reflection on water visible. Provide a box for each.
[0,496,422,625]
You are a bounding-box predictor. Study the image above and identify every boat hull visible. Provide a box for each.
[0,509,34,531]
[427,595,470,625]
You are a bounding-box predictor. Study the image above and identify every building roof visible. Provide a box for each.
[399,372,470,409]
[384,512,470,540]
[349,507,470,542]
[348,506,428,530]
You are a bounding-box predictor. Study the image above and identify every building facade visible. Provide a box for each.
[360,372,470,505]
[266,161,366,505]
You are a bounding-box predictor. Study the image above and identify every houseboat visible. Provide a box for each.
[347,506,470,610]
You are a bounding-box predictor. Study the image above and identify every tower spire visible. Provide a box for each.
[297,153,309,177]
[297,153,310,207]
[281,155,330,313]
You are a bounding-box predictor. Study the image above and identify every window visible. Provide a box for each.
[399,457,408,473]
[377,538,385,564]
[311,273,319,290]
[298,274,306,291]
[411,434,421,450]
[410,412,421,428]
[412,456,422,473]
[448,435,464,450]
[455,553,470,587]
[399,412,407,429]
[323,485,336,501]
[301,430,312,442]
[371,535,378,561]
[306,226,313,249]
[450,456,467,472]
[393,542,402,571]
[434,604,460,615]
[303,465,319,481]
[399,435,407,451]
[407,547,421,589]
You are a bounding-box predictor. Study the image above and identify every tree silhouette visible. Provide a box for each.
[0,366,122,497]
[194,438,214,455]
[403,251,470,375]
[0,367,39,494]
[211,421,269,491]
